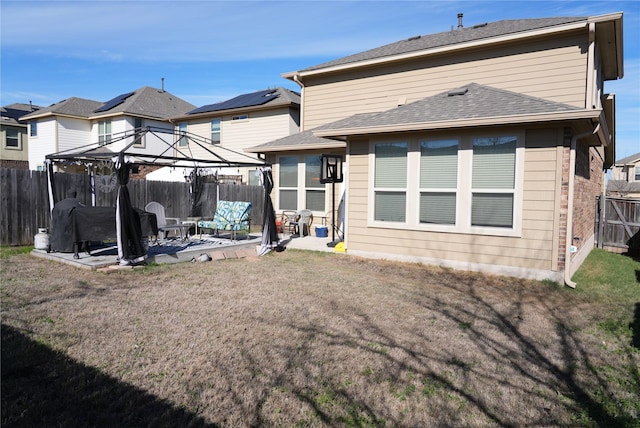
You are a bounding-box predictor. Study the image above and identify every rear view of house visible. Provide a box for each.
[250,12,624,285]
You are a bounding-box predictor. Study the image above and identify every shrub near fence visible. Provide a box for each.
[0,168,264,246]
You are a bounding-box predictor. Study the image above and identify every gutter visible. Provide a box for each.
[564,122,600,288]
[293,74,305,131]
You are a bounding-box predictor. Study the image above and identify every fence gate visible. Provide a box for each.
[596,196,640,252]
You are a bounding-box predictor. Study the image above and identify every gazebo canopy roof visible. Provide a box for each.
[45,126,268,169]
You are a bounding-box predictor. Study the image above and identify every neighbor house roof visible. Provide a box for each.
[1,103,41,125]
[21,87,196,121]
[313,83,598,138]
[174,87,300,120]
[607,180,640,194]
[284,13,623,81]
[613,152,640,166]
[22,97,102,120]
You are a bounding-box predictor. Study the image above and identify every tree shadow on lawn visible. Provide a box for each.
[244,270,639,427]
[1,324,216,428]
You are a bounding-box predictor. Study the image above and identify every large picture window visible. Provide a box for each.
[305,155,325,212]
[279,156,298,210]
[471,136,516,228]
[419,139,458,225]
[370,133,520,235]
[374,142,407,222]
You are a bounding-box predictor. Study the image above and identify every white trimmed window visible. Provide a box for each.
[133,118,145,147]
[305,155,325,212]
[471,136,516,228]
[30,122,37,137]
[420,139,458,225]
[635,166,640,182]
[211,119,221,144]
[279,156,298,210]
[178,122,188,147]
[370,133,521,236]
[98,120,111,145]
[374,142,407,222]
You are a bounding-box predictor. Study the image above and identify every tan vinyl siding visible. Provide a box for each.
[303,32,587,129]
[345,127,563,273]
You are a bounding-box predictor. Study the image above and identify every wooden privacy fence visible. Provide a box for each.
[595,196,640,252]
[0,168,265,246]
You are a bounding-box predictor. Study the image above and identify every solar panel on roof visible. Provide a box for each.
[94,91,135,113]
[188,89,279,114]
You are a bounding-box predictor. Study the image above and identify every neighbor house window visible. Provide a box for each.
[420,139,458,225]
[98,120,111,145]
[279,156,298,210]
[305,154,325,212]
[374,142,407,222]
[232,114,248,121]
[471,136,516,228]
[5,128,20,148]
[133,118,145,146]
[30,122,37,137]
[635,166,640,182]
[178,122,188,147]
[210,119,220,144]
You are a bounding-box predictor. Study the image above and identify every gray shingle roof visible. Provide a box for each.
[183,87,300,117]
[1,103,41,124]
[315,83,582,132]
[607,180,640,193]
[614,152,640,165]
[94,86,196,118]
[247,129,344,152]
[22,97,102,119]
[301,17,587,72]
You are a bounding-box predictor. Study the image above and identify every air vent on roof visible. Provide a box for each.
[448,88,469,97]
[407,35,421,41]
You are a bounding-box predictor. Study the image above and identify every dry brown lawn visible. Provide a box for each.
[1,249,638,427]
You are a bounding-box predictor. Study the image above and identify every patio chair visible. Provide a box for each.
[289,209,313,237]
[144,202,191,242]
[197,200,252,241]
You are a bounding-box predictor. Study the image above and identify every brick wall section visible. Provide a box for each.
[0,160,28,170]
[572,143,603,255]
[557,146,570,271]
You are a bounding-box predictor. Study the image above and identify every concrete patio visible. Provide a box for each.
[31,231,340,271]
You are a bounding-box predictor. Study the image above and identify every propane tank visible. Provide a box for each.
[34,228,50,251]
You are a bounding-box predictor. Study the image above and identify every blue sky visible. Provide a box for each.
[1,0,638,159]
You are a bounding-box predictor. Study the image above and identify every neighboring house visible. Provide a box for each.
[22,86,196,171]
[169,87,300,185]
[1,102,41,169]
[607,152,640,198]
[249,12,623,285]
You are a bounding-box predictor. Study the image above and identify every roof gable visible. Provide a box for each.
[614,152,640,166]
[298,17,587,73]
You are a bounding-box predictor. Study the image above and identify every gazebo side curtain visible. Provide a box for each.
[115,154,146,265]
[258,167,279,256]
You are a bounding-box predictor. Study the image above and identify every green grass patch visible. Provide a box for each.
[0,245,33,259]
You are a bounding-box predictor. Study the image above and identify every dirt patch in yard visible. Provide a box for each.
[2,250,638,427]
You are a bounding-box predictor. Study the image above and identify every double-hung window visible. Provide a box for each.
[98,120,111,145]
[211,119,221,144]
[420,139,458,225]
[471,136,516,228]
[178,122,188,147]
[279,156,298,210]
[5,128,20,148]
[634,166,640,182]
[133,118,145,147]
[374,142,407,222]
[30,122,37,137]
[305,155,325,212]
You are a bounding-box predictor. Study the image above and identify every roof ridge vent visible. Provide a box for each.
[448,87,469,97]
[407,35,421,41]
[472,22,488,29]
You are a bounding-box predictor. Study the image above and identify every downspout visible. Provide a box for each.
[564,122,600,288]
[293,74,305,132]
